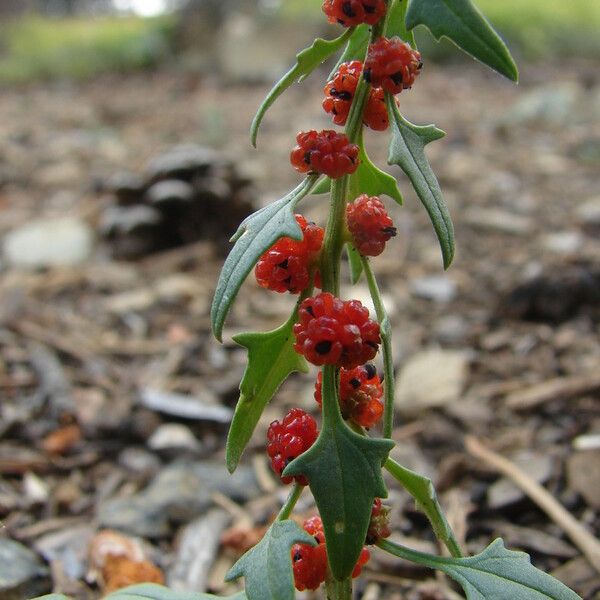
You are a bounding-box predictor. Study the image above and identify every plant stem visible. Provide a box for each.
[360,256,395,439]
[325,575,352,600]
[276,482,304,521]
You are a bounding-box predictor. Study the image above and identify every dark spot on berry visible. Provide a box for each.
[315,340,332,355]
[337,90,352,101]
[417,61,424,70]
[314,536,320,543]
[284,456,295,466]
[342,1,356,17]
[366,341,379,349]
[330,87,340,97]
[337,18,346,25]
[305,305,315,317]
[363,68,372,83]
[365,533,377,545]
[349,377,361,389]
[382,226,397,237]
[364,3,375,13]
[332,107,338,115]
[283,276,292,285]
[304,151,312,165]
[293,550,302,562]
[364,363,377,379]
[277,258,289,269]
[390,71,403,85]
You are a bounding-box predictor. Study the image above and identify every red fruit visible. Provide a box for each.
[291,516,370,591]
[352,547,371,578]
[322,0,386,27]
[364,37,422,94]
[255,215,324,294]
[294,292,381,369]
[363,87,393,131]
[266,408,318,486]
[314,363,384,428]
[322,61,362,126]
[366,498,392,544]
[290,130,359,179]
[346,194,396,256]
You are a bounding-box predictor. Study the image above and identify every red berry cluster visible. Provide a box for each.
[290,130,359,179]
[293,292,380,369]
[322,61,395,131]
[314,363,384,428]
[346,194,396,256]
[366,498,392,544]
[365,37,423,95]
[292,515,370,591]
[322,0,386,27]
[266,409,318,486]
[255,215,324,294]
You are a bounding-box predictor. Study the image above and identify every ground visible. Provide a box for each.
[0,55,599,599]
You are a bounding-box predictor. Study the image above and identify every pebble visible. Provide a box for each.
[394,349,471,414]
[465,208,533,236]
[409,275,457,303]
[3,217,94,268]
[98,461,258,537]
[168,509,231,591]
[139,388,232,423]
[487,452,554,509]
[576,197,600,228]
[539,231,584,255]
[566,450,600,509]
[0,537,51,598]
[147,424,202,453]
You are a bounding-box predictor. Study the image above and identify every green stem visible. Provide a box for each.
[377,538,451,570]
[360,256,395,439]
[385,458,463,558]
[276,482,304,521]
[325,574,352,600]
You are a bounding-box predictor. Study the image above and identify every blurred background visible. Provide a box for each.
[0,1,599,599]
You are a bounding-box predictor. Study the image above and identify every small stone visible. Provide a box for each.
[509,84,580,124]
[105,171,146,206]
[146,145,217,182]
[576,197,600,228]
[0,537,51,598]
[487,452,554,509]
[23,472,49,505]
[465,208,533,235]
[410,275,457,303]
[168,509,231,591]
[3,217,94,268]
[433,315,470,345]
[395,349,471,414]
[146,180,194,206]
[100,205,162,237]
[566,450,600,509]
[118,447,162,475]
[139,388,232,423]
[540,231,583,255]
[148,424,201,452]
[35,525,95,581]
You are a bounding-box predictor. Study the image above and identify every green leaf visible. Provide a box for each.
[328,24,370,78]
[386,0,416,47]
[33,584,246,600]
[378,538,581,600]
[405,0,518,82]
[312,176,331,195]
[225,520,315,600]
[386,97,455,269]
[251,30,353,146]
[227,311,308,473]
[211,176,317,342]
[385,458,461,557]
[352,141,403,205]
[346,243,363,284]
[284,420,393,580]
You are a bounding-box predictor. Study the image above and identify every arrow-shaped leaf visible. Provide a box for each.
[227,311,308,473]
[211,176,317,342]
[225,520,315,600]
[385,458,461,557]
[379,538,581,600]
[251,29,353,146]
[386,97,455,269]
[33,585,247,600]
[284,420,393,580]
[405,0,518,82]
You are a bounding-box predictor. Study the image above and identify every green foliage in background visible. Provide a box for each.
[280,0,600,58]
[0,15,175,84]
